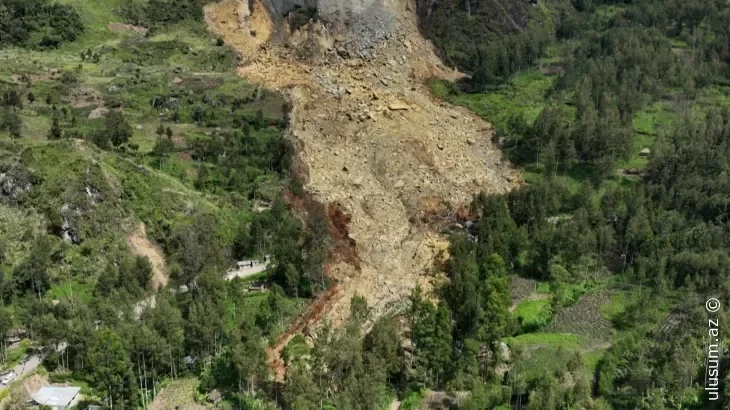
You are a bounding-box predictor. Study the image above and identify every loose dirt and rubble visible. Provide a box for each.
[205,0,520,378]
[128,222,168,291]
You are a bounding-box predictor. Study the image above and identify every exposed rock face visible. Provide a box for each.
[261,0,318,17]
[60,203,81,244]
[262,0,386,20]
[0,163,32,203]
[260,0,396,57]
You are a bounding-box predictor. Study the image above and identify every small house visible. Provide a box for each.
[6,328,26,346]
[639,148,651,157]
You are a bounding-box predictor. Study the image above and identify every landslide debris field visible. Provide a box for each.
[205,0,518,344]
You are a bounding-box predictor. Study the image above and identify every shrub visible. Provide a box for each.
[0,108,22,138]
[59,72,78,85]
[117,0,206,28]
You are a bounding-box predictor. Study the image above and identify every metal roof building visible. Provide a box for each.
[31,386,81,410]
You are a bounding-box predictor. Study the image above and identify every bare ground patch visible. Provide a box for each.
[88,106,109,119]
[128,222,168,290]
[108,22,148,35]
[69,87,103,108]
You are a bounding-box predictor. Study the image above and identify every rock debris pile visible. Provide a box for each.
[205,0,520,329]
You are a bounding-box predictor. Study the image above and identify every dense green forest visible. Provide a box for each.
[2,0,730,409]
[422,0,730,408]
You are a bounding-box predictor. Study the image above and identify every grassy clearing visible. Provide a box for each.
[431,68,555,131]
[148,378,202,410]
[536,281,551,293]
[512,298,552,332]
[618,100,680,169]
[56,0,126,34]
[509,346,584,386]
[581,348,606,372]
[552,290,612,341]
[600,290,634,322]
[46,280,95,304]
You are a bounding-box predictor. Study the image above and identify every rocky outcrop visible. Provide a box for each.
[253,0,397,58]
[261,0,317,18]
[0,162,33,203]
[262,0,388,21]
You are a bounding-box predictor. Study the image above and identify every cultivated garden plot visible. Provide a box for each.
[509,276,537,307]
[552,290,612,343]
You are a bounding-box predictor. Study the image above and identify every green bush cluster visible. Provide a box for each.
[0,0,84,48]
[117,0,209,28]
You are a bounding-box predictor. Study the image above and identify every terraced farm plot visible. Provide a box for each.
[510,276,537,306]
[149,379,204,410]
[552,290,613,342]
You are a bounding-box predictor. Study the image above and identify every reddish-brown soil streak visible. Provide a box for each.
[267,283,340,380]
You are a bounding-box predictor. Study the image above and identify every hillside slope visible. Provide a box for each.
[0,138,218,306]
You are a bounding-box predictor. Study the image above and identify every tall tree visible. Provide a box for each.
[88,329,136,409]
[477,255,512,346]
[0,307,11,361]
[167,212,226,286]
[444,259,482,340]
[227,326,267,393]
[410,287,453,387]
[12,236,54,299]
[105,111,132,148]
